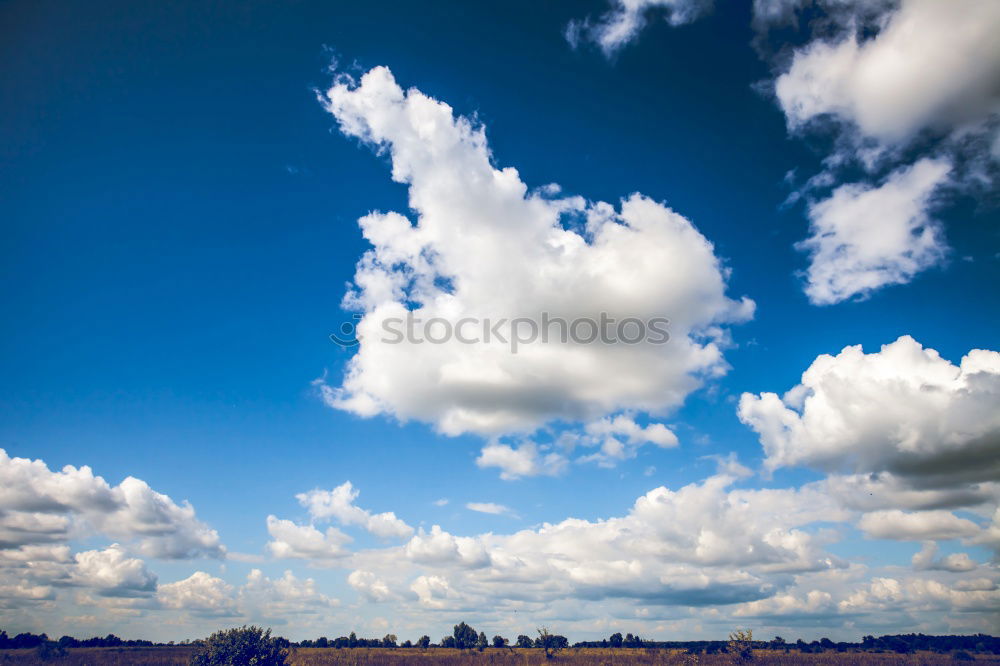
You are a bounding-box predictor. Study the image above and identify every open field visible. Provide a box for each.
[1,648,999,665]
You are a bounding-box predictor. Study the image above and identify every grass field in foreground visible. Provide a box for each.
[1,647,998,665]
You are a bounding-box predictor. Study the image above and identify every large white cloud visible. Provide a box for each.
[774,0,1000,148]
[739,336,1000,556]
[738,336,1000,487]
[318,66,753,438]
[0,449,223,559]
[797,158,951,305]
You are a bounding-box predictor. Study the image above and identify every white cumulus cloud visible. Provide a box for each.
[318,65,753,438]
[858,510,981,542]
[0,449,223,559]
[265,516,351,562]
[912,542,977,573]
[72,544,157,598]
[475,441,567,480]
[738,336,1000,487]
[157,571,237,617]
[774,0,1000,149]
[797,158,951,305]
[296,481,413,540]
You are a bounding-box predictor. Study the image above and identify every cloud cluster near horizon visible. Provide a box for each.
[3,328,1000,636]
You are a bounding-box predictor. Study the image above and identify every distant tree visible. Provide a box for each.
[417,635,430,649]
[401,640,412,648]
[441,636,457,648]
[516,635,534,648]
[382,634,397,648]
[727,629,755,665]
[452,622,478,650]
[535,627,567,659]
[820,638,835,651]
[348,632,358,648]
[609,632,624,648]
[13,633,45,649]
[190,626,288,666]
[493,635,508,648]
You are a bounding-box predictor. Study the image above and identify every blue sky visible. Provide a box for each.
[1,0,998,643]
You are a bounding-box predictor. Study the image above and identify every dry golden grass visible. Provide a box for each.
[0,645,195,664]
[287,648,1000,665]
[1,647,997,665]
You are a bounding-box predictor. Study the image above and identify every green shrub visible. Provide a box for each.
[36,642,68,661]
[190,625,288,666]
[727,629,754,665]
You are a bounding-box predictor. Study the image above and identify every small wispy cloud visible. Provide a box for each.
[433,498,449,507]
[466,502,516,517]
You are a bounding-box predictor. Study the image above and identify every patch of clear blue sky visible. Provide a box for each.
[1,0,998,567]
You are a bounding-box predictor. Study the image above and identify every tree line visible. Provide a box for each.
[0,631,156,649]
[2,626,999,654]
